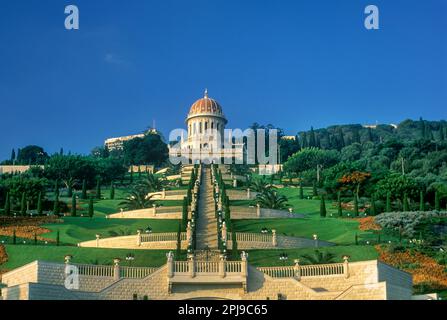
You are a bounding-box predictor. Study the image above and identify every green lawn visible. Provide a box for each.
[1,245,172,271]
[42,217,181,245]
[246,245,379,267]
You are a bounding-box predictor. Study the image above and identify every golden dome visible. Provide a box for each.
[188,89,224,117]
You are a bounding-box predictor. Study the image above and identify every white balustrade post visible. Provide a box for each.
[120,208,124,218]
[247,188,251,199]
[188,254,195,278]
[219,255,226,278]
[222,222,227,242]
[167,252,174,278]
[162,188,166,200]
[256,204,261,217]
[233,179,237,188]
[272,229,277,247]
[294,259,301,281]
[343,255,350,278]
[152,204,157,216]
[96,234,100,248]
[113,258,121,281]
[241,251,248,293]
[137,230,142,247]
[186,222,192,242]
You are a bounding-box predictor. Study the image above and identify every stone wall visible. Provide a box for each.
[107,207,182,219]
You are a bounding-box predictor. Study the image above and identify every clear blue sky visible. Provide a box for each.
[0,0,445,159]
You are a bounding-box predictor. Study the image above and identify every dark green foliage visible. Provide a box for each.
[122,133,169,166]
[110,183,115,200]
[337,191,343,217]
[13,229,16,244]
[20,193,26,216]
[435,191,440,211]
[232,231,239,260]
[312,181,318,197]
[37,192,43,215]
[53,193,60,215]
[88,197,94,218]
[34,233,37,245]
[386,192,392,212]
[96,178,101,200]
[419,190,425,211]
[56,230,60,246]
[81,179,87,200]
[403,193,410,211]
[4,192,11,216]
[176,223,182,257]
[370,195,377,216]
[299,183,304,199]
[353,193,359,216]
[182,197,188,231]
[320,195,327,217]
[354,233,358,245]
[71,194,77,217]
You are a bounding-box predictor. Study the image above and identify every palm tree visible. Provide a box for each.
[119,187,156,210]
[250,178,274,192]
[141,174,167,192]
[256,188,289,210]
[301,250,336,265]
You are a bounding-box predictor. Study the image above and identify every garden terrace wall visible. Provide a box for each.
[107,207,182,219]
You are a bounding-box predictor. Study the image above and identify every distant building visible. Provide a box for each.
[281,135,296,141]
[105,129,158,151]
[362,123,398,129]
[0,165,43,175]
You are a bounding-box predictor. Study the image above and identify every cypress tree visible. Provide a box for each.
[353,193,359,217]
[386,192,392,212]
[81,179,87,200]
[370,195,377,216]
[4,192,11,216]
[309,127,316,147]
[110,183,115,200]
[71,194,77,217]
[337,191,343,217]
[53,193,60,215]
[34,233,37,245]
[20,193,26,216]
[403,193,410,211]
[11,148,16,162]
[176,223,182,257]
[130,167,134,183]
[88,197,94,218]
[320,195,327,218]
[96,178,101,200]
[37,192,43,215]
[435,191,440,211]
[312,181,318,197]
[419,190,425,211]
[13,229,17,244]
[54,180,59,199]
[67,184,73,198]
[299,183,304,200]
[182,197,188,230]
[138,166,141,178]
[56,230,60,246]
[232,231,239,260]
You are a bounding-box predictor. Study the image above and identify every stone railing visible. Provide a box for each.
[140,232,186,242]
[258,259,348,280]
[74,264,115,277]
[72,262,158,279]
[119,266,158,279]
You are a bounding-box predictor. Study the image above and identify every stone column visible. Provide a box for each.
[137,230,142,247]
[272,229,277,247]
[188,254,196,278]
[241,251,248,278]
[162,188,166,199]
[233,179,237,188]
[222,222,227,242]
[120,208,124,218]
[96,234,100,248]
[64,255,72,265]
[294,259,301,281]
[256,204,261,218]
[167,252,174,278]
[219,255,226,278]
[247,188,251,199]
[113,258,121,281]
[343,255,350,278]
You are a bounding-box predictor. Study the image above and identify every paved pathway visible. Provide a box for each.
[195,167,218,250]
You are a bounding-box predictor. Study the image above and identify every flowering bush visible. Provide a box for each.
[377,245,447,291]
[374,211,446,237]
[355,216,382,231]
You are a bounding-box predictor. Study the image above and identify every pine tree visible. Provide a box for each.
[419,190,425,211]
[435,191,441,211]
[88,197,94,218]
[386,192,392,212]
[299,183,304,199]
[338,128,345,149]
[320,195,327,218]
[60,148,64,156]
[11,148,16,162]
[37,192,43,215]
[337,191,343,217]
[96,178,101,200]
[353,193,359,217]
[367,127,373,142]
[20,193,26,216]
[56,230,60,246]
[110,183,115,200]
[403,193,410,211]
[81,179,87,200]
[71,194,77,217]
[4,192,11,216]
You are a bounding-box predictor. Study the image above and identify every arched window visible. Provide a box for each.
[211,122,214,129]
[199,122,203,134]
[193,123,196,134]
[205,122,208,130]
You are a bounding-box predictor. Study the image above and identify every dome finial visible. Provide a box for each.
[204,88,208,98]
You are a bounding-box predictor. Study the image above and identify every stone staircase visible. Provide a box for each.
[195,167,218,250]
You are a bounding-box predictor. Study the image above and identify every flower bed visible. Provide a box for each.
[0,216,62,242]
[377,245,447,291]
[355,217,382,231]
